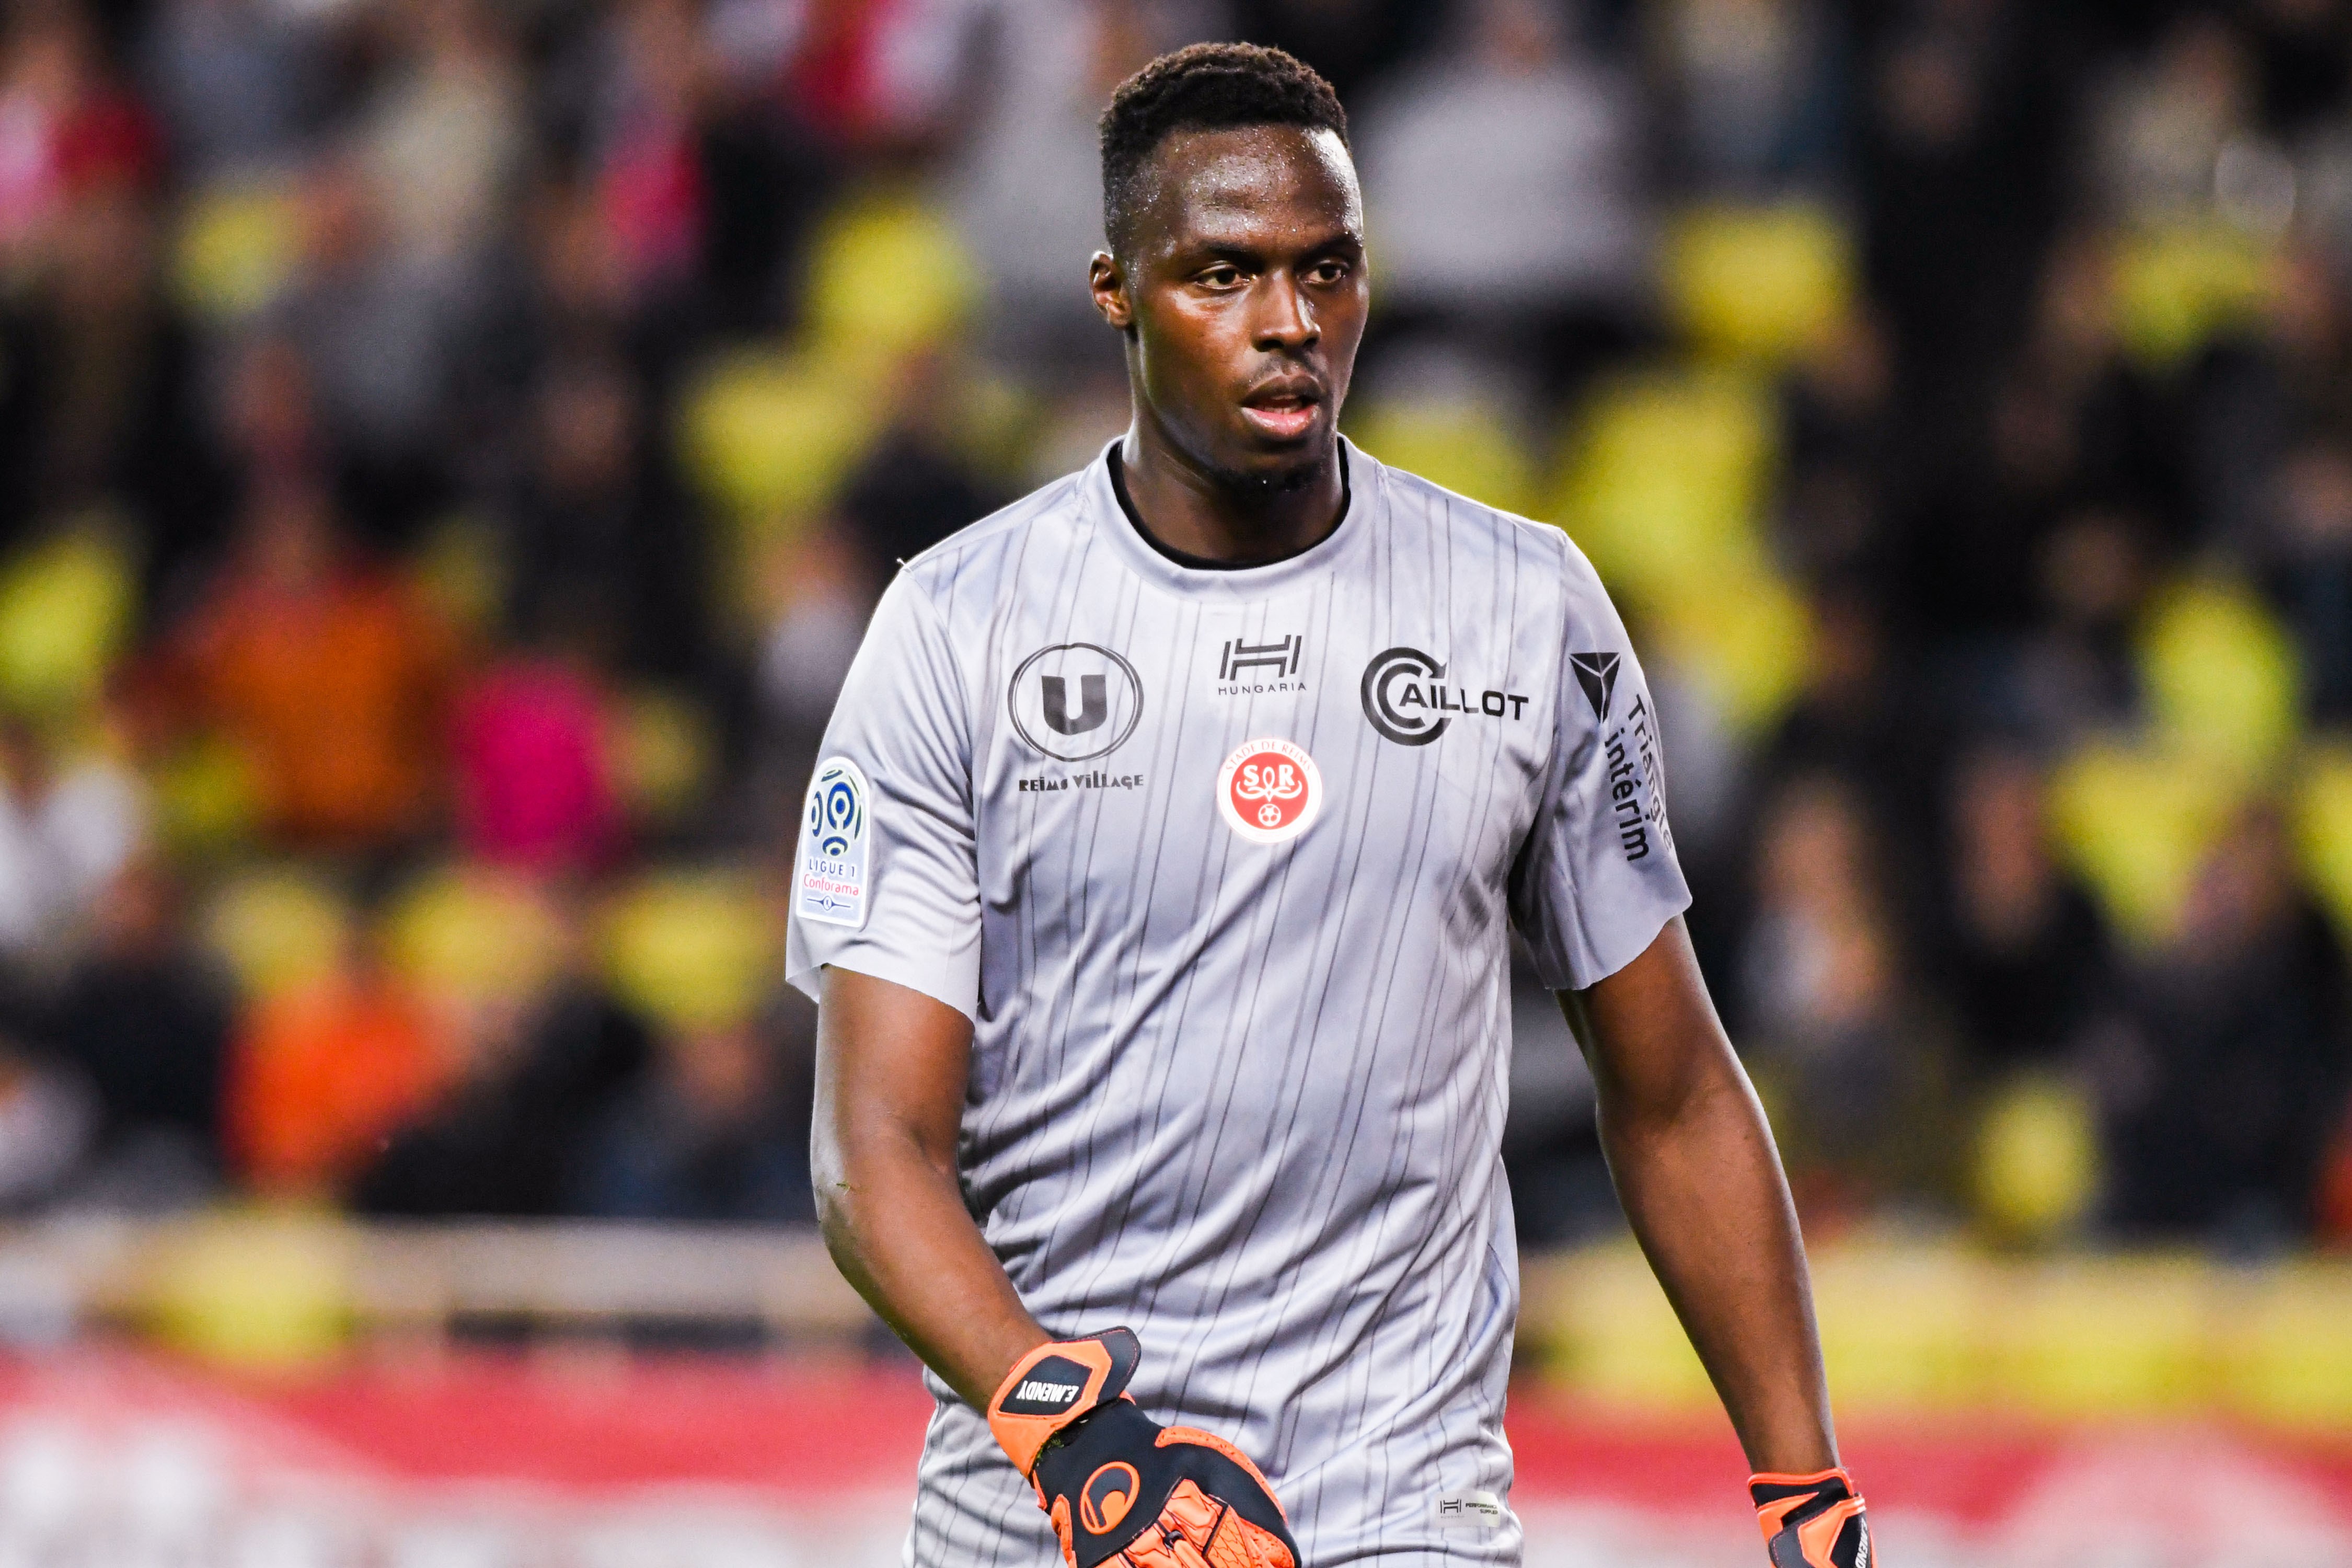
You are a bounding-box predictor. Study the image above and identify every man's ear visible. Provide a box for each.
[1089,251,1135,331]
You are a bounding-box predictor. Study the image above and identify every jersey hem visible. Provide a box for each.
[784,954,981,1024]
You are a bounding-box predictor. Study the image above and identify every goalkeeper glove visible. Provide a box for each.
[1751,1468,1873,1568]
[987,1329,1299,1568]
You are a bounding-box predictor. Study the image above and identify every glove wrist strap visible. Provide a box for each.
[986,1328,1142,1477]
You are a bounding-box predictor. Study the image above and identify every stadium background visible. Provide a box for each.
[0,0,2346,1562]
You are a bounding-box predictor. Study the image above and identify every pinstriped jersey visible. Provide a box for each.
[786,440,1690,1567]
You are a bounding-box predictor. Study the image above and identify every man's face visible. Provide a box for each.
[1093,124,1368,488]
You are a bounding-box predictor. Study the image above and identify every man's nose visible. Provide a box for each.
[1252,272,1319,352]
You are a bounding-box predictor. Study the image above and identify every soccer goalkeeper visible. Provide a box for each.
[789,42,1871,1568]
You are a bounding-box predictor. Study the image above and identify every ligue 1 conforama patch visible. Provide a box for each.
[797,757,869,928]
[1217,737,1322,844]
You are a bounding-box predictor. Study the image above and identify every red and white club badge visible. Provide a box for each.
[1217,737,1322,845]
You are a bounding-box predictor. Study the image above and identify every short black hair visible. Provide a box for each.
[1099,43,1349,258]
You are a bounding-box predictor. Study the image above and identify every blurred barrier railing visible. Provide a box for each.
[1523,1242,2352,1428]
[1,1218,2348,1429]
[0,1215,871,1361]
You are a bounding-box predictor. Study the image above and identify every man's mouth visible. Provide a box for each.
[1239,383,1323,442]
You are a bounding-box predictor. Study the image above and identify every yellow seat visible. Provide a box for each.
[1548,364,1778,609]
[1548,364,1805,735]
[2138,573,2301,782]
[201,865,350,999]
[803,189,977,360]
[602,869,781,1032]
[1346,395,1536,516]
[1974,1072,2102,1245]
[2295,739,2352,942]
[609,685,715,828]
[1661,201,1855,365]
[2112,219,2280,371]
[2048,739,2242,946]
[0,526,134,720]
[386,863,564,1007]
[171,177,303,322]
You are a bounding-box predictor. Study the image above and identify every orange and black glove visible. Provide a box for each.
[1751,1468,1873,1568]
[988,1329,1299,1568]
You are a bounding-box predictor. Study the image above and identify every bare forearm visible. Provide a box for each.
[1565,920,1838,1475]
[1596,1065,1837,1473]
[816,1141,1047,1408]
[813,969,1047,1410]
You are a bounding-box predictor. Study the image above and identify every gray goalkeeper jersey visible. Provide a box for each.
[786,440,1690,1567]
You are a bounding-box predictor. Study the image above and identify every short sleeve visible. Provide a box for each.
[785,572,983,1019]
[1507,545,1692,991]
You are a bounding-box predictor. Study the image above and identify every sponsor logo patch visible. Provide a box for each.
[1009,643,1145,762]
[996,1354,1093,1415]
[1429,1490,1508,1530]
[1217,737,1322,845]
[1359,645,1529,746]
[1604,690,1672,863]
[796,758,869,928]
[1570,650,1620,718]
[1213,633,1307,698]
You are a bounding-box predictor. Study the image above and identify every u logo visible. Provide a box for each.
[1041,674,1108,736]
[1009,643,1142,762]
[1078,1460,1140,1535]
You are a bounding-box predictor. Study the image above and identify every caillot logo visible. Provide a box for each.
[1217,737,1322,844]
[1359,645,1529,745]
[1009,643,1144,762]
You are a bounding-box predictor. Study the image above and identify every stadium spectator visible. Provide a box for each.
[1353,0,1646,372]
[43,858,232,1206]
[1935,745,2115,1074]
[498,349,704,681]
[139,0,319,182]
[949,0,1170,366]
[163,477,456,850]
[449,639,620,875]
[0,186,220,592]
[1737,772,1953,1216]
[223,899,454,1199]
[572,1006,812,1224]
[0,716,146,964]
[355,910,652,1217]
[1650,0,1846,197]
[269,154,477,535]
[0,1033,94,1212]
[2102,806,2352,1243]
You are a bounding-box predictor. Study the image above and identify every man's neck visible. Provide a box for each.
[1115,427,1347,567]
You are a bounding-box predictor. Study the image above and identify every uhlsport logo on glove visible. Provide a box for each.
[1078,1463,1140,1534]
[1217,737,1321,844]
[988,1329,1299,1568]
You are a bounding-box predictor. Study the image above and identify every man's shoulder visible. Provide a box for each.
[895,464,1098,612]
[1363,451,1599,592]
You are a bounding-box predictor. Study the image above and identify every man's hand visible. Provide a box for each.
[988,1330,1299,1568]
[1752,1469,1872,1568]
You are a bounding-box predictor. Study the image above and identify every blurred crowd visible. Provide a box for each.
[0,0,2345,1256]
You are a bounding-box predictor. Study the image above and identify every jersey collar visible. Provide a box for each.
[1085,436,1377,598]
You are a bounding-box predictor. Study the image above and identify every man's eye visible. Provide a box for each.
[1199,266,1243,287]
[1309,260,1351,283]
